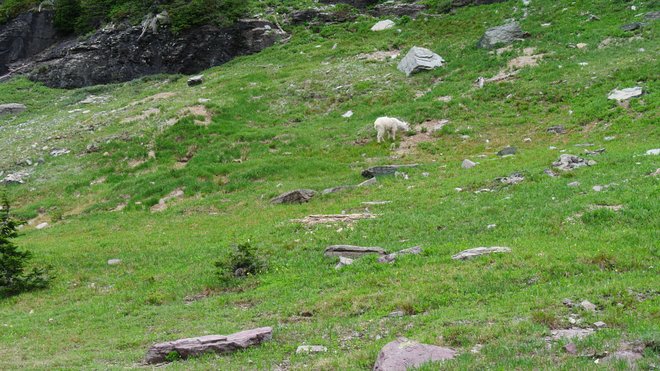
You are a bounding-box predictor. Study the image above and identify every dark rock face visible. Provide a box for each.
[451,0,506,7]
[319,0,380,8]
[371,3,427,17]
[17,19,285,88]
[0,10,61,76]
[289,9,357,25]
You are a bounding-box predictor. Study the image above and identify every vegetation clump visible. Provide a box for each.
[0,192,51,298]
[215,242,265,285]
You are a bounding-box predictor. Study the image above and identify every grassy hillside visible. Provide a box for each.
[1,0,659,368]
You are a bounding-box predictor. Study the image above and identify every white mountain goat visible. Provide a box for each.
[374,117,410,143]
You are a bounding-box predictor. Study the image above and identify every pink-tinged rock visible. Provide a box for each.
[145,326,272,364]
[373,338,457,371]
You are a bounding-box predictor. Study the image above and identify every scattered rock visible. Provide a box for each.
[324,245,386,258]
[620,22,644,32]
[584,148,605,155]
[187,75,204,86]
[388,310,405,318]
[49,148,70,157]
[342,110,354,118]
[549,328,594,341]
[107,259,122,265]
[35,222,49,230]
[436,95,452,102]
[544,168,558,177]
[296,345,328,354]
[645,148,660,156]
[547,125,566,134]
[452,247,511,260]
[377,246,422,264]
[361,164,419,178]
[497,146,517,156]
[498,172,524,185]
[373,338,457,371]
[477,21,527,49]
[144,327,272,364]
[580,300,597,312]
[552,154,596,171]
[1,170,30,184]
[371,20,395,31]
[568,181,581,187]
[0,103,27,115]
[292,213,377,225]
[592,185,603,192]
[576,43,588,49]
[335,256,354,269]
[270,189,316,204]
[397,46,445,76]
[607,87,643,101]
[461,159,476,169]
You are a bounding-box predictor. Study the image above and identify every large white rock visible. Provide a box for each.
[371,19,395,31]
[607,87,643,101]
[397,47,444,76]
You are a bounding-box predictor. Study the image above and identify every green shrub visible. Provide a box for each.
[214,242,265,285]
[0,192,51,298]
[54,0,81,34]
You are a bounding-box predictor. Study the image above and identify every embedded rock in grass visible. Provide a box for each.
[580,300,597,312]
[145,327,272,364]
[397,47,445,76]
[646,11,660,21]
[270,189,316,204]
[1,170,30,184]
[292,214,377,225]
[378,246,422,263]
[477,21,527,49]
[498,172,524,185]
[322,185,355,195]
[552,154,595,171]
[335,256,354,269]
[645,148,660,156]
[0,103,26,115]
[371,20,395,31]
[324,245,387,258]
[607,87,642,101]
[497,146,517,156]
[35,222,49,230]
[546,125,566,134]
[461,159,476,169]
[452,247,511,260]
[602,342,646,365]
[361,165,419,178]
[620,22,644,32]
[107,259,122,265]
[358,177,378,187]
[150,188,185,212]
[548,328,594,341]
[373,338,457,371]
[296,345,328,353]
[187,75,204,86]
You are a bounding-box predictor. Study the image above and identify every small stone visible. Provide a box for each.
[568,181,580,187]
[547,125,566,134]
[0,103,27,115]
[524,137,532,143]
[550,328,594,341]
[576,43,588,49]
[342,110,354,118]
[592,185,603,192]
[187,75,204,86]
[487,224,497,229]
[646,148,660,155]
[296,345,328,354]
[35,222,49,230]
[604,136,615,141]
[593,321,606,328]
[462,159,476,169]
[107,259,122,265]
[388,310,405,318]
[371,20,395,31]
[335,256,354,269]
[580,300,597,312]
[421,172,429,177]
[358,178,377,187]
[477,21,527,49]
[562,298,575,307]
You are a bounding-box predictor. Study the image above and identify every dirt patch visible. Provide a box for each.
[127,159,145,168]
[121,108,160,123]
[507,48,543,69]
[173,145,198,169]
[292,214,378,225]
[357,50,400,61]
[170,105,213,126]
[396,119,448,155]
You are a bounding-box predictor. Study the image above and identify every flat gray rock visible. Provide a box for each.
[373,338,457,371]
[452,247,511,260]
[607,86,642,101]
[497,146,517,156]
[0,103,26,115]
[397,47,444,76]
[325,245,386,258]
[478,21,527,49]
[145,327,272,364]
[271,189,316,204]
[549,328,594,341]
[378,246,422,263]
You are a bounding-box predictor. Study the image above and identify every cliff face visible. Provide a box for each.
[0,10,62,76]
[0,11,285,88]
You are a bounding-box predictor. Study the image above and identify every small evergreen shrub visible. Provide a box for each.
[0,192,51,298]
[215,242,265,285]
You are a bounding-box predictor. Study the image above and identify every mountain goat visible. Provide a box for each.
[374,117,410,143]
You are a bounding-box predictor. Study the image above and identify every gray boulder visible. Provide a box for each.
[478,21,527,49]
[324,245,386,258]
[497,146,517,156]
[373,338,457,371]
[271,189,316,204]
[145,327,272,364]
[187,75,203,86]
[397,47,445,76]
[452,246,511,260]
[0,103,26,115]
[362,164,419,178]
[620,22,644,31]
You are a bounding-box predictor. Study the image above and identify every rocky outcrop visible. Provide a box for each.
[0,103,26,115]
[145,327,273,364]
[373,338,457,370]
[14,19,285,88]
[0,10,61,76]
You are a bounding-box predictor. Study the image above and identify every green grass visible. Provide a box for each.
[0,0,659,368]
